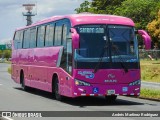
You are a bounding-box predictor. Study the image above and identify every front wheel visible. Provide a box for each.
[105,95,117,103]
[54,77,63,101]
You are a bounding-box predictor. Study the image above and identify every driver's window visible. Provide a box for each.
[67,39,72,74]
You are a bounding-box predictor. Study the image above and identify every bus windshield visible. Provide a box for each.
[74,25,139,62]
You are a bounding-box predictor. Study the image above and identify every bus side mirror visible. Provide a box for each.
[70,28,79,49]
[137,30,151,50]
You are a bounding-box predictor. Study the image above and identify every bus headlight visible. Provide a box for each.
[129,80,141,86]
[75,79,91,86]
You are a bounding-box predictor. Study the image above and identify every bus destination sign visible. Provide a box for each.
[79,27,104,33]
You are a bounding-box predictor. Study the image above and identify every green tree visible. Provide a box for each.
[3,50,11,60]
[75,0,91,13]
[147,11,160,48]
[115,0,160,29]
[92,0,125,14]
[75,0,125,14]
[0,50,2,58]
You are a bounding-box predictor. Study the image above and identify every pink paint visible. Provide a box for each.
[138,30,151,50]
[11,14,150,98]
[16,14,135,31]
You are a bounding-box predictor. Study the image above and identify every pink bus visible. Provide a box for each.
[11,14,151,101]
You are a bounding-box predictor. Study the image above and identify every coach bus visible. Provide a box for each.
[11,14,151,101]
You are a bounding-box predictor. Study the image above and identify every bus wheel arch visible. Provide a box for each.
[52,73,63,101]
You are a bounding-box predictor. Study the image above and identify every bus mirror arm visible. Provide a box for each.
[137,30,151,50]
[70,28,77,34]
[70,28,79,49]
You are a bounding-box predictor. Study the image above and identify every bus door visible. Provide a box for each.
[66,38,72,74]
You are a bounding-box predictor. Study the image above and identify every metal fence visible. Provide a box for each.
[139,49,160,60]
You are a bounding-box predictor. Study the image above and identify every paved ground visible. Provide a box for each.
[0,63,159,120]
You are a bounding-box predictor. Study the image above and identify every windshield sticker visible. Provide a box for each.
[126,59,137,62]
[78,71,95,79]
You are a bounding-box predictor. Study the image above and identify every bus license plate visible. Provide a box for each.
[107,90,115,94]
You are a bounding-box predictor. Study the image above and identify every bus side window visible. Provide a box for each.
[45,23,55,47]
[37,26,45,48]
[23,29,30,49]
[45,25,50,47]
[30,28,37,48]
[54,22,62,46]
[66,38,72,74]
[62,24,67,48]
[17,31,22,49]
[14,31,19,49]
[19,31,24,49]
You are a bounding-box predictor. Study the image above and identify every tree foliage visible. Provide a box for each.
[75,0,160,46]
[0,50,11,60]
[75,0,91,13]
[92,0,125,14]
[115,0,160,29]
[147,11,160,47]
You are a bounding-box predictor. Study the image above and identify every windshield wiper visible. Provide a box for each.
[94,45,108,73]
[112,45,128,73]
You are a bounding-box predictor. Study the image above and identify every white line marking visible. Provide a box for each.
[2,116,14,120]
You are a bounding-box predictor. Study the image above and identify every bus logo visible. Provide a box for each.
[108,74,115,79]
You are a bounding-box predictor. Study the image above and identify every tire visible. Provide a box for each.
[20,72,29,91]
[54,77,63,101]
[105,95,117,103]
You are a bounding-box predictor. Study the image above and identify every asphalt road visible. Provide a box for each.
[0,63,159,120]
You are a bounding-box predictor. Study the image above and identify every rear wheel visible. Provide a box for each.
[54,77,63,101]
[105,95,117,103]
[20,72,29,91]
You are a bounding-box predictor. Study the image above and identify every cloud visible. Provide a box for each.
[0,0,86,42]
[0,38,11,44]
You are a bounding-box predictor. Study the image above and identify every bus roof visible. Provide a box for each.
[16,14,135,31]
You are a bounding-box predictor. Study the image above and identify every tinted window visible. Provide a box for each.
[23,29,30,48]
[62,24,67,48]
[75,25,107,58]
[37,26,45,47]
[17,31,23,49]
[14,31,20,49]
[30,28,37,48]
[54,22,62,45]
[45,23,55,47]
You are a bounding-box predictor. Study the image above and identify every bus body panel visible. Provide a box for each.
[72,69,140,97]
[73,83,140,97]
[16,14,135,31]
[12,46,74,97]
[73,69,140,85]
[11,14,145,99]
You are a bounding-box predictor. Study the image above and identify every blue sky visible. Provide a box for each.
[0,0,87,44]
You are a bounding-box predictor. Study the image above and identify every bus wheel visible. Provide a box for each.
[54,77,63,101]
[105,95,117,103]
[20,72,28,91]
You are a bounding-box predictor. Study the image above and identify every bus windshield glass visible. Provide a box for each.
[109,25,138,62]
[74,25,139,62]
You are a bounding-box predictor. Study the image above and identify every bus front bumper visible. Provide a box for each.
[73,84,140,97]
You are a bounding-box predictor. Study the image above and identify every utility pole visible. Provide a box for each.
[22,4,36,26]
